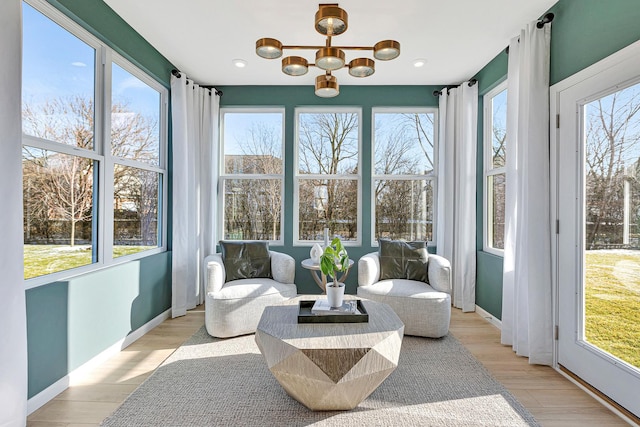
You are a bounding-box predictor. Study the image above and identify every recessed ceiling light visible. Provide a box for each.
[413,58,426,68]
[233,59,247,68]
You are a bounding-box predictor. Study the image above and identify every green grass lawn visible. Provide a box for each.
[585,251,640,369]
[24,244,154,279]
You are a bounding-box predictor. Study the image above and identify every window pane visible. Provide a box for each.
[223,179,282,240]
[298,178,358,241]
[113,166,159,257]
[111,63,160,166]
[583,82,640,369]
[23,147,96,279]
[298,112,359,174]
[22,3,95,148]
[487,173,505,249]
[374,179,433,241]
[491,89,507,168]
[223,112,283,174]
[374,112,435,175]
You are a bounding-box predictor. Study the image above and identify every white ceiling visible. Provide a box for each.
[103,0,558,87]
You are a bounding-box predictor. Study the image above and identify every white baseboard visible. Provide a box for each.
[475,305,502,329]
[27,308,171,415]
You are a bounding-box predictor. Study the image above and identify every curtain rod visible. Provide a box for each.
[536,12,555,29]
[433,79,477,97]
[171,69,223,96]
[505,13,555,54]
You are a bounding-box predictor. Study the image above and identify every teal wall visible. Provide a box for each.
[27,1,175,399]
[26,253,172,397]
[472,0,640,319]
[473,51,508,318]
[218,85,440,295]
[548,0,640,86]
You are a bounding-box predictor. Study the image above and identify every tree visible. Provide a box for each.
[585,86,640,248]
[490,102,507,249]
[399,112,436,172]
[373,113,435,241]
[298,113,359,239]
[221,111,437,242]
[23,97,95,246]
[23,96,159,246]
[224,123,283,240]
[113,167,158,246]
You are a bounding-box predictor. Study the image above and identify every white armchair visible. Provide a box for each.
[357,251,452,338]
[204,250,297,338]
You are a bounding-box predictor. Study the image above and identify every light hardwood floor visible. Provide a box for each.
[27,305,631,426]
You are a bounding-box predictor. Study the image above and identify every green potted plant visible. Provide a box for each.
[319,237,349,307]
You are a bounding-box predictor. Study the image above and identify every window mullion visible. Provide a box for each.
[101,48,114,264]
[112,157,166,173]
[486,166,506,177]
[22,135,103,161]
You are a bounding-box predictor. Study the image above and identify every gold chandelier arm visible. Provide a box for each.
[282,45,374,51]
[306,64,350,69]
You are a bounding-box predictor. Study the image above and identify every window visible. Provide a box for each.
[111,61,166,258]
[372,108,437,243]
[483,81,507,254]
[219,109,284,242]
[295,108,361,244]
[22,0,168,284]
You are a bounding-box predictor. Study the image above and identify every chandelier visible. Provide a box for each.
[255,3,400,98]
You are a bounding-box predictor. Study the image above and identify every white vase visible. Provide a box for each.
[326,282,345,308]
[310,243,323,264]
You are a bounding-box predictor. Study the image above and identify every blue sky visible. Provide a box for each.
[222,112,283,155]
[22,3,159,124]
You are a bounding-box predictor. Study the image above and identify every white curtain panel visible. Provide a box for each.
[436,83,478,312]
[436,90,455,262]
[170,74,219,318]
[0,0,28,425]
[501,22,553,365]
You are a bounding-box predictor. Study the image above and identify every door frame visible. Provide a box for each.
[550,39,640,420]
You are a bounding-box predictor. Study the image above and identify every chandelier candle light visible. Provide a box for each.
[255,3,400,98]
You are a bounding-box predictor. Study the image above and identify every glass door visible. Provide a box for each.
[555,48,640,419]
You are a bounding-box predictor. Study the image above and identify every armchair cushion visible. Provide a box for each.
[379,239,429,282]
[220,240,272,282]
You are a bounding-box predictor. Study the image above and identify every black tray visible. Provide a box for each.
[297,300,369,323]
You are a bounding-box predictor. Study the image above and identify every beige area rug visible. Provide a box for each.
[101,326,539,427]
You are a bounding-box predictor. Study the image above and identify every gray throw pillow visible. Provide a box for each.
[379,239,429,283]
[220,241,272,282]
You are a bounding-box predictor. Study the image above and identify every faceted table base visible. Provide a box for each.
[255,298,404,410]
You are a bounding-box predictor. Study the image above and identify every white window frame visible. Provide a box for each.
[370,107,439,246]
[293,107,362,247]
[106,52,169,264]
[218,107,286,245]
[23,0,168,289]
[483,80,508,256]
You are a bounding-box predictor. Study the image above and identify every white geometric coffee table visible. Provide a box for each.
[255,296,404,410]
